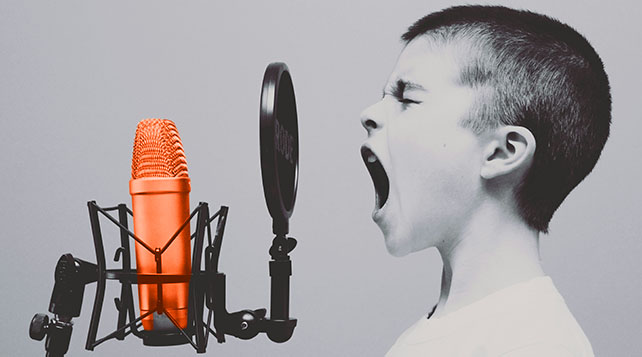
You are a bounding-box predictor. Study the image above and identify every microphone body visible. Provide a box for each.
[130,119,191,330]
[130,177,191,330]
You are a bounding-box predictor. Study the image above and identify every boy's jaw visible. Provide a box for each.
[361,144,408,255]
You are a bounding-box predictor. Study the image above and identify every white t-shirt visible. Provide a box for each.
[385,276,593,357]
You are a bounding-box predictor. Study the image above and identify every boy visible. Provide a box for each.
[360,5,610,356]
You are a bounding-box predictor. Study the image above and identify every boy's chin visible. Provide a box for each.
[383,232,414,257]
[382,224,435,257]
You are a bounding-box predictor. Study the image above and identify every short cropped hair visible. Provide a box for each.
[402,5,611,232]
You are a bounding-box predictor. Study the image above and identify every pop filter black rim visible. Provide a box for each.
[260,62,299,235]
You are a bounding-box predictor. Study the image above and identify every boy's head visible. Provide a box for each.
[360,5,611,256]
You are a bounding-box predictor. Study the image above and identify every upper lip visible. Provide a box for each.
[360,144,390,209]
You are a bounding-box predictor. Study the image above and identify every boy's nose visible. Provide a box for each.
[360,103,384,135]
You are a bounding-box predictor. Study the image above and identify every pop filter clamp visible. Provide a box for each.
[28,62,299,355]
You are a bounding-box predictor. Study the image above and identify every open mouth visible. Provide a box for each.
[361,146,390,209]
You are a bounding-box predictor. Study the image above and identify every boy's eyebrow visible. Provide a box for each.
[382,79,427,98]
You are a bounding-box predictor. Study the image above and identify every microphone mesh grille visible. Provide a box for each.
[131,118,189,179]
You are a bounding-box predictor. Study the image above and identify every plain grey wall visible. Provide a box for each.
[2,0,640,356]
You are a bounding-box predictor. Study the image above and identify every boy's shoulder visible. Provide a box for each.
[386,277,593,357]
[483,276,593,356]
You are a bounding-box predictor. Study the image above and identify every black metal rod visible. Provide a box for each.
[160,202,204,254]
[163,309,199,351]
[192,203,208,352]
[116,204,133,340]
[154,248,163,313]
[121,205,142,338]
[117,204,133,271]
[207,325,219,340]
[101,205,121,211]
[212,273,227,344]
[206,209,222,226]
[93,203,155,255]
[91,309,155,348]
[211,206,229,272]
[188,208,221,241]
[205,307,214,346]
[206,213,213,248]
[85,202,106,351]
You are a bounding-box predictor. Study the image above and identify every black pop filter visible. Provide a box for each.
[260,62,299,236]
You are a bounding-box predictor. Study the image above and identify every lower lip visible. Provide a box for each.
[372,201,393,235]
[372,200,387,222]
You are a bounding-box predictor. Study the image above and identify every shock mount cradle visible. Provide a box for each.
[29,201,297,355]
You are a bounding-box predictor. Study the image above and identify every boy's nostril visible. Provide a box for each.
[364,119,377,129]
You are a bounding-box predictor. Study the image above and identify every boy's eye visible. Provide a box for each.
[398,98,419,105]
[381,88,421,106]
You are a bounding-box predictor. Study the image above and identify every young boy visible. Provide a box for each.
[360,5,610,356]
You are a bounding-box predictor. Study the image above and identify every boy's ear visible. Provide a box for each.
[480,126,536,180]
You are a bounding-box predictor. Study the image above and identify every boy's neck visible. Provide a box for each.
[431,202,544,319]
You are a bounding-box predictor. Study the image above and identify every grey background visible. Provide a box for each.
[1,0,640,356]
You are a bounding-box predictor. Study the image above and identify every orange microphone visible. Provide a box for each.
[129,118,191,331]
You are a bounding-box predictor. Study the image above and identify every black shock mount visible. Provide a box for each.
[29,200,297,355]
